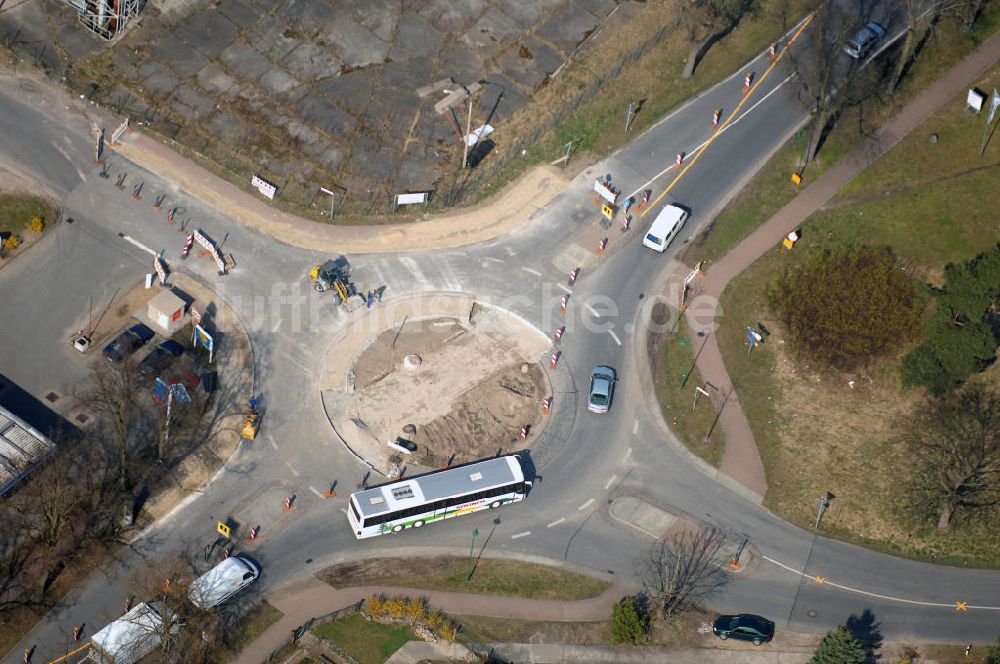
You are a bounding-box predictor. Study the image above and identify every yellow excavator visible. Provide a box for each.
[309,258,354,304]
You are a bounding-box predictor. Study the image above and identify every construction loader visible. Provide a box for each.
[309,258,355,304]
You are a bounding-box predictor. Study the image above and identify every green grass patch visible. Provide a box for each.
[318,556,609,601]
[0,192,57,235]
[311,613,416,664]
[686,4,1000,266]
[651,315,725,466]
[711,51,1000,567]
[206,601,283,664]
[456,610,704,647]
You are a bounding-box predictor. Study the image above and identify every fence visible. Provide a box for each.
[0,11,679,219]
[263,600,364,664]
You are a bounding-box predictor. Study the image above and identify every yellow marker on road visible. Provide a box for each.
[642,11,817,216]
[814,575,826,584]
[217,521,231,538]
[955,601,968,612]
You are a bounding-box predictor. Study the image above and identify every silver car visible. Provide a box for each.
[588,366,617,413]
[843,22,886,59]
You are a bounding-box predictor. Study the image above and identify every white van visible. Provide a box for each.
[188,556,260,609]
[642,204,689,253]
[88,602,177,664]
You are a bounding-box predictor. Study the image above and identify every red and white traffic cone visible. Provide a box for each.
[569,268,579,285]
[712,109,720,129]
[559,294,568,313]
[542,397,551,415]
[768,42,777,60]
[743,71,753,93]
[222,546,231,560]
[23,648,29,664]
[622,215,631,232]
[73,625,81,642]
[124,597,132,614]
[597,237,608,253]
[675,152,684,169]
[554,326,565,343]
[520,425,529,440]
[248,526,259,542]
[549,351,560,370]
[166,207,176,224]
[283,496,294,512]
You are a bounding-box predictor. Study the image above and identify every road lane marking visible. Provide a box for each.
[632,419,638,434]
[547,518,565,528]
[557,283,572,293]
[761,555,1000,610]
[309,486,325,498]
[578,498,595,511]
[285,462,300,477]
[398,256,430,287]
[604,475,617,490]
[267,435,279,451]
[585,304,600,317]
[340,508,349,515]
[624,447,632,461]
[484,256,504,263]
[521,267,542,277]
[643,12,816,213]
[608,330,622,346]
[119,233,157,257]
[511,531,531,539]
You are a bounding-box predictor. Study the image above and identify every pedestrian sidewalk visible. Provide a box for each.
[479,643,813,664]
[231,577,626,664]
[115,134,569,255]
[686,27,1000,498]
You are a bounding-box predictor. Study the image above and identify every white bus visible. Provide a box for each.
[347,455,531,538]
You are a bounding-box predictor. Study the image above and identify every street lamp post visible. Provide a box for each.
[467,528,480,581]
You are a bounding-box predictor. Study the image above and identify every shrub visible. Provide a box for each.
[984,636,1000,664]
[810,626,865,664]
[610,597,648,644]
[27,216,43,234]
[2,235,19,251]
[768,245,920,371]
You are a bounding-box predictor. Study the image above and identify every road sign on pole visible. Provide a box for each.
[217,522,231,538]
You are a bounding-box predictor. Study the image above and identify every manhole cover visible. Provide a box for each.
[75,413,91,424]
[806,609,818,618]
[45,392,60,403]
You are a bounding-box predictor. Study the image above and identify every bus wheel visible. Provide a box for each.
[392,524,403,533]
[413,520,424,528]
[489,501,501,509]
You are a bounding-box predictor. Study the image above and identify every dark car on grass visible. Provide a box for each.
[712,614,775,645]
[138,340,184,376]
[103,324,155,363]
[843,22,886,59]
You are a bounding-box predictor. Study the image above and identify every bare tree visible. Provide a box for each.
[78,359,141,491]
[681,0,761,78]
[885,0,950,95]
[0,513,40,612]
[783,2,888,164]
[963,0,988,32]
[637,528,729,617]
[903,387,1000,531]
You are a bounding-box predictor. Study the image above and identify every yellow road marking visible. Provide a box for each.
[642,11,817,216]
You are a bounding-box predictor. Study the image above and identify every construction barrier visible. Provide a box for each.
[569,268,579,285]
[597,237,608,253]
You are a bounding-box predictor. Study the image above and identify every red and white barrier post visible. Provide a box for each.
[248,526,259,542]
[675,152,684,169]
[520,425,529,440]
[542,397,551,415]
[559,294,568,313]
[712,109,720,129]
[569,268,579,285]
[554,326,565,343]
[549,351,560,370]
[283,496,294,512]
[743,71,753,93]
[768,42,777,60]
[597,237,608,253]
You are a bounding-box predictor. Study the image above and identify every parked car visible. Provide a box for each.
[138,340,183,376]
[843,22,886,59]
[588,366,617,413]
[712,614,775,645]
[188,556,260,609]
[102,324,155,363]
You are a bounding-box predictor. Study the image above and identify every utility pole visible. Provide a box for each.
[979,88,1000,157]
[625,101,635,132]
[463,90,474,168]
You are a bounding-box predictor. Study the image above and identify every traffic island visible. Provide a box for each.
[319,293,554,477]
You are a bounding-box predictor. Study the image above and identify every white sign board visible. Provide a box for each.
[251,174,277,200]
[464,124,494,147]
[211,247,226,274]
[193,229,213,250]
[395,192,429,206]
[594,180,618,205]
[989,88,1000,124]
[153,256,167,285]
[967,89,986,114]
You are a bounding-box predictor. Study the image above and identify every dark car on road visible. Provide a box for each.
[843,22,886,59]
[138,339,184,376]
[712,614,775,645]
[103,324,155,363]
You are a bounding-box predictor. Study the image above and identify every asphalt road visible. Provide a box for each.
[2,14,999,664]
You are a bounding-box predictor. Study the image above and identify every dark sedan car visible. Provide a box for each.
[843,22,886,59]
[712,614,775,645]
[138,340,184,376]
[103,324,155,363]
